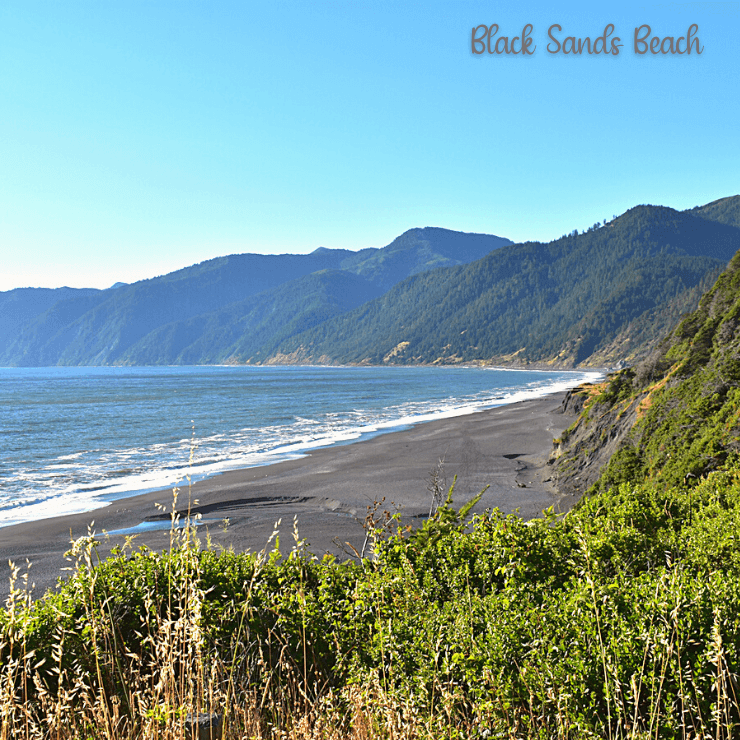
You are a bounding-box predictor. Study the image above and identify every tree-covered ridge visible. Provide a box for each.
[585,268,724,367]
[266,203,740,367]
[116,270,380,365]
[2,198,739,368]
[690,194,740,229]
[0,286,103,351]
[0,228,509,366]
[338,226,512,291]
[552,245,740,496]
[2,197,739,369]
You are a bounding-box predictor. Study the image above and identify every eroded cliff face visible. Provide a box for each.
[549,248,740,500]
[549,381,649,497]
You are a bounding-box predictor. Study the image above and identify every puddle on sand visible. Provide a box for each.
[105,518,222,536]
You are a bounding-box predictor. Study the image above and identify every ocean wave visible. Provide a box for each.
[0,367,601,527]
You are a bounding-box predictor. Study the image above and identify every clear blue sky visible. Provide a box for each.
[1,1,738,290]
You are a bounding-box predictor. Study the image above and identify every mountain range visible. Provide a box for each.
[0,228,509,366]
[1,195,739,367]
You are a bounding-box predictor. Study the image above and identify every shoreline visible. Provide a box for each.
[0,391,575,599]
[0,366,602,530]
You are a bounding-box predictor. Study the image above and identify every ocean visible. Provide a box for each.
[0,365,601,528]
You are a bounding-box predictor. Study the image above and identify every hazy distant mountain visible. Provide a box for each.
[0,228,510,366]
[260,198,740,367]
[115,270,381,365]
[0,287,102,352]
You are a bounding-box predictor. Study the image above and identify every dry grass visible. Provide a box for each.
[0,545,478,740]
[2,480,740,739]
[635,365,680,421]
[0,499,475,740]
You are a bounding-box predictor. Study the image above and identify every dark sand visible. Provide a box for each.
[0,392,575,599]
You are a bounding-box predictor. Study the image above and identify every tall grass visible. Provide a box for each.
[2,468,740,738]
[0,512,465,739]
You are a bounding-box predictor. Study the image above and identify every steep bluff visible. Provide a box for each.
[550,247,740,497]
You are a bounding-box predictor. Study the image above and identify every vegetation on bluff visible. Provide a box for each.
[2,467,739,738]
[553,245,740,497]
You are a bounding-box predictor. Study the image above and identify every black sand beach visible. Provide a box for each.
[0,392,575,599]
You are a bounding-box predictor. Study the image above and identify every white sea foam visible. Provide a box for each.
[0,367,602,528]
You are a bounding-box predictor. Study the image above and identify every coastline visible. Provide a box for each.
[0,365,600,529]
[0,391,574,599]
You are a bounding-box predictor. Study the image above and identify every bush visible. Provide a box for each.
[3,469,740,738]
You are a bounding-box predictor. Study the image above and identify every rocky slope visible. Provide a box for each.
[550,245,740,496]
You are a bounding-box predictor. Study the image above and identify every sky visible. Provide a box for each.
[1,1,738,291]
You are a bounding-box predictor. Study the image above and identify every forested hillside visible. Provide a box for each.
[2,197,739,368]
[0,228,508,366]
[690,193,740,228]
[265,199,740,367]
[552,243,740,496]
[0,286,102,350]
[115,270,380,365]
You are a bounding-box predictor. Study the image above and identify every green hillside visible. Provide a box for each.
[553,243,740,497]
[0,250,356,366]
[116,270,379,365]
[0,196,740,367]
[0,286,102,350]
[3,197,739,369]
[690,193,740,228]
[266,200,740,366]
[0,228,508,366]
[338,226,512,290]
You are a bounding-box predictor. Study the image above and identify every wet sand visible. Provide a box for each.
[0,392,575,599]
